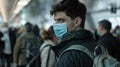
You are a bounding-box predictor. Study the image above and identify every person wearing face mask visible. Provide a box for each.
[116,29,120,35]
[97,19,120,61]
[116,29,120,39]
[115,26,120,39]
[50,0,97,67]
[1,23,16,67]
[112,25,120,39]
[0,31,5,67]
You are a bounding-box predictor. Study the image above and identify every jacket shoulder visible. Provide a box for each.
[58,50,93,67]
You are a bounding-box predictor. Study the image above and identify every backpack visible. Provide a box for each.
[26,44,52,67]
[59,43,120,67]
[23,36,40,59]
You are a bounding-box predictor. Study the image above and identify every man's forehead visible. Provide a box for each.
[54,12,67,19]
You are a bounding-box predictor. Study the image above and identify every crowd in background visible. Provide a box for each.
[0,0,120,67]
[0,20,119,67]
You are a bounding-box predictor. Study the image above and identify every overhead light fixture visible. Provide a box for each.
[12,0,31,22]
[17,0,31,6]
[14,0,31,14]
[14,6,23,14]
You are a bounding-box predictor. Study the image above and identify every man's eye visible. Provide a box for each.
[58,19,65,22]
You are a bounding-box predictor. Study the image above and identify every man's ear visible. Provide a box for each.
[74,17,82,27]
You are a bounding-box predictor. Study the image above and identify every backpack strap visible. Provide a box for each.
[46,47,52,67]
[26,44,52,67]
[59,45,94,61]
[40,44,52,52]
[94,43,109,56]
[40,44,52,67]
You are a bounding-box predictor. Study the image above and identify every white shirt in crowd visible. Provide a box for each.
[2,33,11,54]
[1,28,12,55]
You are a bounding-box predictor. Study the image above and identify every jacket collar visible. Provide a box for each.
[100,32,112,39]
[61,29,95,42]
[51,29,95,57]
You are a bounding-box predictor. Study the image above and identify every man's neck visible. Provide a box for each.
[74,27,82,31]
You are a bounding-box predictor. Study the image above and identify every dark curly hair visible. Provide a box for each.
[25,22,33,32]
[50,0,87,28]
[41,26,55,41]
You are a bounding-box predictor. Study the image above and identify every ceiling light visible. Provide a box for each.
[17,0,30,6]
[13,0,31,19]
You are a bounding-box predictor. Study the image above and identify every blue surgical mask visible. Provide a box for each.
[53,23,68,40]
[116,30,120,35]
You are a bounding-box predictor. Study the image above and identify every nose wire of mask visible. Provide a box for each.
[53,23,68,40]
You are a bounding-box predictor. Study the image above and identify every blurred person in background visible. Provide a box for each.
[0,31,5,67]
[31,25,43,67]
[1,23,16,67]
[9,27,17,62]
[33,25,40,37]
[88,26,100,41]
[97,19,120,61]
[40,26,58,67]
[13,22,41,67]
[33,25,43,44]
[16,27,25,38]
[112,25,120,39]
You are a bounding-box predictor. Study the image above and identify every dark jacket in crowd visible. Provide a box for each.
[14,32,41,66]
[9,28,16,55]
[51,30,97,67]
[0,31,5,57]
[1,28,16,62]
[7,28,17,63]
[98,32,120,61]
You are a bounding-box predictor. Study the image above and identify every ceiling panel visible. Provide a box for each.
[0,0,119,22]
[0,0,19,22]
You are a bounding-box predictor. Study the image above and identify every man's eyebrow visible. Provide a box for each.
[54,18,65,21]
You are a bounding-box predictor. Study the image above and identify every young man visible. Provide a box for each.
[51,0,97,67]
[98,19,120,61]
